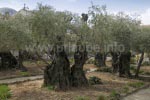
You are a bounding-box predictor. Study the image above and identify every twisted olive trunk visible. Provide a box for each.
[18,50,28,72]
[70,45,88,87]
[118,52,131,77]
[95,52,106,67]
[44,37,70,91]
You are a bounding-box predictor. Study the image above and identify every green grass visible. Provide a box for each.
[75,96,90,100]
[109,90,120,100]
[19,72,30,76]
[47,85,54,91]
[0,85,11,100]
[128,82,145,88]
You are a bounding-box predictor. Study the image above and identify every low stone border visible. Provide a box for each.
[120,84,150,100]
[0,75,43,85]
[0,73,43,80]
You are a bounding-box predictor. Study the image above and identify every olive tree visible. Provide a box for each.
[132,26,150,77]
[0,12,31,70]
[30,4,72,90]
[69,13,91,87]
[110,12,139,77]
[88,5,113,67]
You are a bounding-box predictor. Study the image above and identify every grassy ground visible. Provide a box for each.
[8,68,148,100]
[0,85,11,100]
[0,61,149,100]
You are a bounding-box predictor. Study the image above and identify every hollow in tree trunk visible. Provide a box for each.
[70,43,88,87]
[135,51,144,78]
[44,37,70,91]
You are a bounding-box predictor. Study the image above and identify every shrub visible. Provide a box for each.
[128,82,144,88]
[75,96,90,100]
[0,85,11,100]
[88,76,102,85]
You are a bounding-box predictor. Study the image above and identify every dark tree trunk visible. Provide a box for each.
[111,52,119,73]
[18,50,28,72]
[0,52,17,70]
[118,52,131,77]
[95,52,106,67]
[70,44,88,87]
[135,51,144,78]
[44,37,70,91]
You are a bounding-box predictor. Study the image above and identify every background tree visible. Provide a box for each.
[132,25,150,77]
[110,12,139,77]
[88,4,113,67]
[0,12,31,70]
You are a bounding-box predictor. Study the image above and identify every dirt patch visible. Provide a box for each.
[141,66,150,73]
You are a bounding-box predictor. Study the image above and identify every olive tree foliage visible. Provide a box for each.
[0,13,32,52]
[111,12,140,51]
[88,5,113,48]
[30,4,72,50]
[132,26,150,53]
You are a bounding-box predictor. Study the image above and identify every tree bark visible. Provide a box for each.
[0,52,17,70]
[44,37,70,91]
[135,51,144,78]
[70,44,89,87]
[95,52,106,67]
[111,52,119,73]
[118,52,131,77]
[18,50,28,72]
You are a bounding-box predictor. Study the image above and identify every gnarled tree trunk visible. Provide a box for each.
[18,50,28,72]
[70,44,88,87]
[0,52,17,70]
[118,52,131,77]
[111,52,119,73]
[95,52,106,67]
[44,37,70,91]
